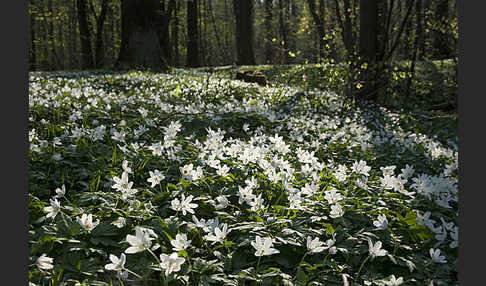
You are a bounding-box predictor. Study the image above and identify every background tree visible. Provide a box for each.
[90,0,109,68]
[263,0,273,64]
[77,0,94,69]
[432,0,450,59]
[186,0,200,67]
[116,0,168,70]
[27,0,457,79]
[233,0,255,65]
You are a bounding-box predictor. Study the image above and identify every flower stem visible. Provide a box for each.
[355,255,371,282]
[322,252,331,268]
[185,252,196,283]
[255,256,262,286]
[124,268,143,280]
[162,274,168,286]
[117,276,125,286]
[299,252,308,267]
[147,249,160,264]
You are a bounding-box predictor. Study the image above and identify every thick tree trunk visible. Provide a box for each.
[186,0,200,67]
[77,0,94,69]
[117,0,168,70]
[233,0,255,65]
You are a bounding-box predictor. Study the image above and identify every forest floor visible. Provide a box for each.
[29,65,457,285]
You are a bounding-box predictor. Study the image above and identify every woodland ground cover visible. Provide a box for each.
[29,68,457,286]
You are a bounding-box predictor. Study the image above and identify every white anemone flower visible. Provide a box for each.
[251,236,280,257]
[111,217,126,228]
[171,194,198,215]
[105,253,126,272]
[382,275,404,286]
[171,233,191,252]
[36,254,54,270]
[373,214,388,230]
[159,253,185,276]
[429,248,447,263]
[205,223,230,245]
[122,160,133,174]
[329,203,344,218]
[54,184,66,198]
[147,169,165,188]
[368,238,387,258]
[77,213,100,233]
[125,227,154,254]
[324,188,344,204]
[306,236,326,254]
[44,198,61,219]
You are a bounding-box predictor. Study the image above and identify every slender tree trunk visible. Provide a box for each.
[58,11,64,70]
[233,0,255,65]
[199,0,206,65]
[357,0,378,100]
[94,0,109,68]
[203,0,209,65]
[416,0,424,60]
[68,0,75,69]
[117,0,168,70]
[208,0,226,65]
[187,0,200,67]
[172,0,180,66]
[306,0,325,60]
[432,0,450,59]
[263,0,273,64]
[77,0,93,69]
[401,0,409,59]
[30,0,37,70]
[47,0,57,70]
[342,0,354,57]
[41,4,49,70]
[404,0,421,105]
[278,0,289,64]
[160,0,174,66]
[112,1,119,65]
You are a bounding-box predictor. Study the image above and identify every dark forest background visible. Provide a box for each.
[28,0,458,103]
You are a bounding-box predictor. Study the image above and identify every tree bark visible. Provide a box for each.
[263,0,273,64]
[233,0,256,65]
[29,0,36,70]
[342,0,354,57]
[306,0,326,60]
[77,0,94,69]
[404,0,421,105]
[171,0,180,66]
[117,0,168,70]
[357,0,378,100]
[186,0,200,67]
[416,0,424,60]
[432,0,450,59]
[93,0,109,68]
[278,0,290,64]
